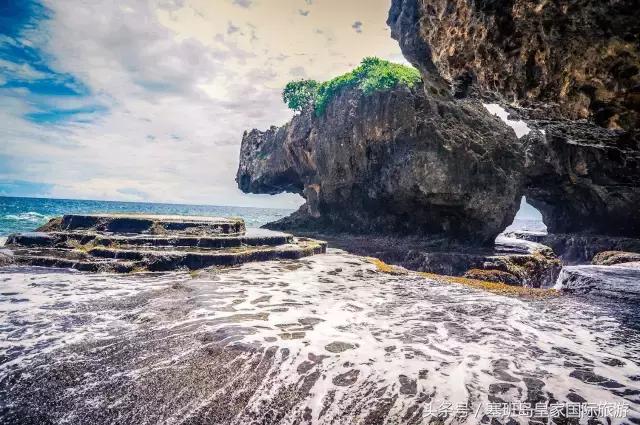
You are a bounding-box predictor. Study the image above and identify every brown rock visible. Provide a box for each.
[592,251,640,266]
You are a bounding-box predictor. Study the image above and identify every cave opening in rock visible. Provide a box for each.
[505,196,546,233]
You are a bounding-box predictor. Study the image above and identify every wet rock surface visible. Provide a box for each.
[505,231,640,265]
[285,231,561,287]
[0,249,13,267]
[237,85,524,245]
[593,251,640,266]
[555,263,640,300]
[3,214,326,272]
[39,213,246,235]
[0,251,638,424]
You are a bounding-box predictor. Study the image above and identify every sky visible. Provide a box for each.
[0,0,406,208]
[0,0,543,220]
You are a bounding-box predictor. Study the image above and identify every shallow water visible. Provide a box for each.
[0,250,638,424]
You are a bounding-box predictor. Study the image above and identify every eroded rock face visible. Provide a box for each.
[388,0,640,238]
[592,251,640,266]
[388,0,640,130]
[237,86,523,245]
[523,122,640,237]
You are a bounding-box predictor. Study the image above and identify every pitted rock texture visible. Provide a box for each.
[387,0,640,238]
[522,122,640,237]
[592,251,640,267]
[388,0,640,130]
[237,86,523,245]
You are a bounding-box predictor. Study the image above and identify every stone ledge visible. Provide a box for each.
[38,214,246,236]
[3,214,326,273]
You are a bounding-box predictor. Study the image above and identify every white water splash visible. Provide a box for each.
[1,251,638,424]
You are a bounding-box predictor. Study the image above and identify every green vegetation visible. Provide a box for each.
[282,57,422,115]
[282,79,319,112]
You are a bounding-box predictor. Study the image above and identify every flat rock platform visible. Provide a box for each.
[2,214,326,272]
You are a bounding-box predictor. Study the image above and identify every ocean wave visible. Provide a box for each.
[2,212,49,222]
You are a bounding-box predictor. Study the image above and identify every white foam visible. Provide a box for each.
[1,251,638,423]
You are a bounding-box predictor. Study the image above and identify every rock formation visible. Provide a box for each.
[522,122,640,236]
[388,0,640,237]
[555,263,640,299]
[504,230,640,264]
[388,0,640,130]
[4,214,326,272]
[592,251,640,266]
[237,86,523,245]
[238,0,639,247]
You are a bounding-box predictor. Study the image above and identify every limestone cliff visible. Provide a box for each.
[523,122,640,236]
[237,1,640,242]
[388,0,640,130]
[388,0,640,237]
[237,86,523,245]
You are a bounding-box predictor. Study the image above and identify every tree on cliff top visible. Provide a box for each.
[282,79,319,112]
[282,57,421,115]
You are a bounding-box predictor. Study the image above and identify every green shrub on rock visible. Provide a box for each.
[282,57,422,116]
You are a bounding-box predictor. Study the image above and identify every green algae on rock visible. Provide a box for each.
[4,214,326,273]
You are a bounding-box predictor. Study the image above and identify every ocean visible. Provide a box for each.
[0,195,546,238]
[0,196,294,236]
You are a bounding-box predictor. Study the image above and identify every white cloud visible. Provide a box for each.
[0,58,48,80]
[2,0,404,209]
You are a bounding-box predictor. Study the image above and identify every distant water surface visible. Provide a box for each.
[0,196,294,236]
[0,195,546,237]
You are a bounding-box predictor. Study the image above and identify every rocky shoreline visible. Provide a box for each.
[2,251,639,424]
[232,0,640,301]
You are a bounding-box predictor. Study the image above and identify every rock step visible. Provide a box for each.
[12,250,138,273]
[10,238,327,272]
[7,229,293,250]
[555,264,640,300]
[39,214,246,236]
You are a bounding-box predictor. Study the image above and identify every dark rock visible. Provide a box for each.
[592,251,640,266]
[505,231,640,264]
[388,0,640,239]
[522,123,640,237]
[463,269,521,286]
[6,232,57,248]
[39,214,246,236]
[332,369,360,387]
[388,0,640,131]
[398,375,417,395]
[555,263,640,299]
[237,85,523,245]
[324,342,356,353]
[286,232,560,287]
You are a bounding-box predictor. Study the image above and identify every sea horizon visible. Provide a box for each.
[0,195,296,236]
[0,194,547,237]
